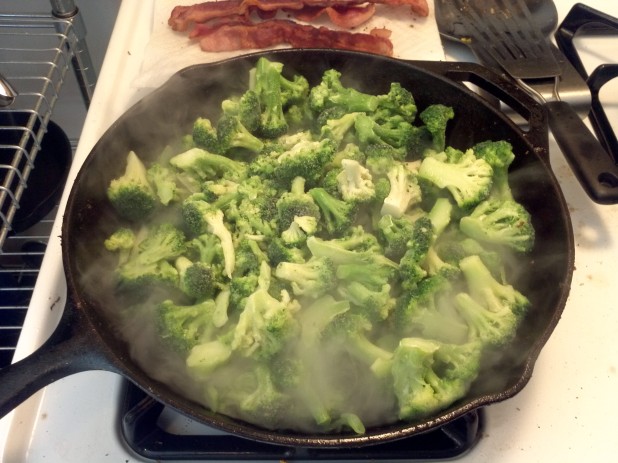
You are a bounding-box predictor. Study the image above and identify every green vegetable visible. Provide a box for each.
[102,58,536,435]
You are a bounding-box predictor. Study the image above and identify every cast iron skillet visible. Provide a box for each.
[0,49,574,447]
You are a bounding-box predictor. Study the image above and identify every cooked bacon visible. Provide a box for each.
[192,18,394,56]
[289,4,377,29]
[169,0,429,32]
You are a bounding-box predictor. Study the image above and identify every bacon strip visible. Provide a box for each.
[289,4,377,29]
[169,0,429,31]
[192,18,394,56]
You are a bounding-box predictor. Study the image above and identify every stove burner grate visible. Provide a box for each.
[120,381,484,461]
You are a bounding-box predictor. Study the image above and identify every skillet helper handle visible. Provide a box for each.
[545,100,618,204]
[0,303,116,419]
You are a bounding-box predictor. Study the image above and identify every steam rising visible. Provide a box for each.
[70,52,572,436]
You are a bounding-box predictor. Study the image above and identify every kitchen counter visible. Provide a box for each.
[1,0,618,461]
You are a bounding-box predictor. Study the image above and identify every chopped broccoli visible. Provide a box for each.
[181,198,235,277]
[192,117,221,153]
[376,214,414,261]
[335,258,396,292]
[156,298,218,352]
[391,337,482,420]
[392,274,467,343]
[114,223,186,290]
[455,254,530,347]
[473,140,515,200]
[374,82,417,122]
[146,163,179,206]
[322,311,393,373]
[459,199,535,253]
[170,147,247,182]
[217,114,265,155]
[398,216,433,290]
[275,256,336,298]
[104,227,136,265]
[380,163,422,218]
[186,337,233,377]
[309,68,379,114]
[308,187,357,236]
[319,111,361,145]
[337,281,395,321]
[417,149,493,209]
[107,150,157,222]
[175,255,216,301]
[232,262,300,359]
[418,104,455,152]
[221,89,261,133]
[336,159,375,204]
[253,57,289,138]
[250,137,336,187]
[276,176,321,230]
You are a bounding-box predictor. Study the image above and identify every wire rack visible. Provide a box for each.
[0,11,93,368]
[0,13,74,246]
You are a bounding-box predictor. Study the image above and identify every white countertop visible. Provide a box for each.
[1,0,618,461]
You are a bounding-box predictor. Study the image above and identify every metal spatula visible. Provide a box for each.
[448,0,561,80]
[436,0,618,204]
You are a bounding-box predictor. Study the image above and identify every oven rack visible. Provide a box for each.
[0,10,94,369]
[0,13,75,248]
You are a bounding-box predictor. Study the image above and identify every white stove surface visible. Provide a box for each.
[2,0,618,461]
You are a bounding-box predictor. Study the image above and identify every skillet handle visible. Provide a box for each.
[0,301,118,419]
[545,100,618,204]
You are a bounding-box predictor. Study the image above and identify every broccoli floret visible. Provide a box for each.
[473,140,515,200]
[156,298,218,352]
[335,258,396,292]
[181,198,235,277]
[306,235,396,270]
[308,187,357,236]
[146,163,179,206]
[175,256,217,301]
[275,256,336,298]
[186,337,233,377]
[280,215,318,246]
[192,117,221,153]
[266,237,307,267]
[329,142,366,169]
[104,227,136,265]
[107,150,157,222]
[364,144,404,178]
[380,163,422,219]
[392,274,467,343]
[217,114,265,155]
[398,216,433,290]
[115,223,186,290]
[221,89,261,133]
[170,147,247,182]
[418,104,455,152]
[459,199,535,253]
[376,214,415,261]
[319,112,361,145]
[253,57,289,138]
[391,337,482,420]
[309,68,379,114]
[276,176,321,230]
[336,159,375,204]
[455,254,530,347]
[374,82,417,122]
[321,311,392,374]
[232,261,300,359]
[417,149,493,209]
[237,364,291,428]
[337,281,395,321]
[250,137,336,188]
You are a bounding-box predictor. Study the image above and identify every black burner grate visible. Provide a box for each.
[120,381,484,461]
